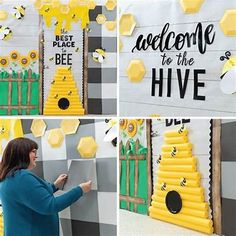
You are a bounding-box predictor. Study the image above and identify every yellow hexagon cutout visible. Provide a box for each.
[120,13,136,36]
[119,38,123,52]
[180,0,204,14]
[30,119,47,138]
[77,136,98,158]
[105,21,116,31]
[96,14,107,24]
[47,128,64,148]
[126,59,146,83]
[88,0,96,10]
[60,119,80,135]
[105,0,117,11]
[220,10,236,36]
[0,10,8,20]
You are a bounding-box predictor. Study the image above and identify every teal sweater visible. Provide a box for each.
[0,169,83,236]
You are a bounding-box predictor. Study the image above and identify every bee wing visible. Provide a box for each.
[0,32,4,40]
[98,55,104,63]
[92,52,99,59]
[220,67,236,94]
[103,126,117,142]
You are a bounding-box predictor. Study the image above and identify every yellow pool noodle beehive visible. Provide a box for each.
[44,67,85,115]
[149,127,214,234]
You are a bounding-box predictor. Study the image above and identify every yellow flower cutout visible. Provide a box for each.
[127,120,137,137]
[0,56,9,68]
[20,56,30,67]
[28,50,38,61]
[10,50,20,61]
[120,119,128,130]
[136,119,144,125]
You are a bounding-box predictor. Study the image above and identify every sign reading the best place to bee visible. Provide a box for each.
[43,25,84,104]
[52,34,76,65]
[119,0,236,116]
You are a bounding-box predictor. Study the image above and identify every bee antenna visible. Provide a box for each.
[220,51,231,61]
[220,71,227,80]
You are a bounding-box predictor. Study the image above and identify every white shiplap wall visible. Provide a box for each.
[119,0,236,116]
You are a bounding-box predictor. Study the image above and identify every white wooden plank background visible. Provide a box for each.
[119,0,236,116]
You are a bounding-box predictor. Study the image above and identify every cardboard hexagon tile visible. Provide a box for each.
[96,14,106,24]
[180,0,205,13]
[105,21,116,31]
[126,59,146,83]
[0,10,8,20]
[88,0,96,10]
[77,136,98,158]
[60,119,80,135]
[30,119,47,138]
[119,13,136,36]
[119,38,123,52]
[105,0,117,11]
[47,128,65,148]
[220,9,236,36]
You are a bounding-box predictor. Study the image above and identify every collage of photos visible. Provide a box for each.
[0,0,235,236]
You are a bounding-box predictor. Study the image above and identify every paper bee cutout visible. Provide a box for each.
[180,177,187,187]
[92,48,106,63]
[104,119,117,147]
[11,5,26,20]
[171,146,177,157]
[220,51,236,95]
[0,26,12,41]
[161,182,167,191]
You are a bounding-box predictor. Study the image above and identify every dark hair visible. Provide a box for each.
[0,137,38,181]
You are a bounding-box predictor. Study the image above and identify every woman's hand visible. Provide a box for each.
[54,174,68,189]
[79,180,92,193]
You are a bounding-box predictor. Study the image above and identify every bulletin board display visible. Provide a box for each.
[119,0,236,116]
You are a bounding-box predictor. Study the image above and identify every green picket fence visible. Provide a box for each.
[0,69,40,115]
[119,139,150,215]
